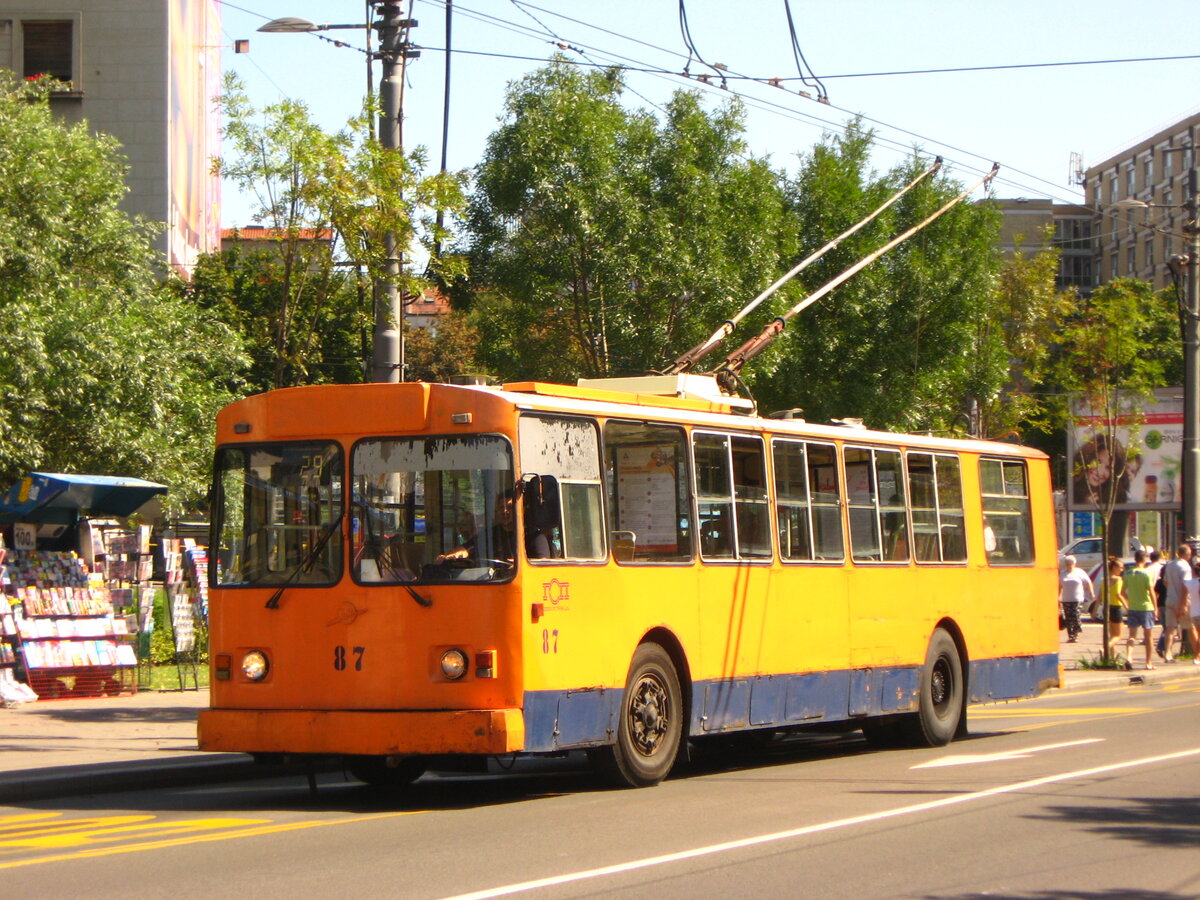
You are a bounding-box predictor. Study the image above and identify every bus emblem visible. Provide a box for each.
[542,579,570,606]
[326,601,369,626]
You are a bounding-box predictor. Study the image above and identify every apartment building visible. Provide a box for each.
[1084,110,1200,291]
[992,198,1095,293]
[0,1,222,274]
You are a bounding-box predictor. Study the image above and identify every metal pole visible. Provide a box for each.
[372,0,403,383]
[1183,166,1200,548]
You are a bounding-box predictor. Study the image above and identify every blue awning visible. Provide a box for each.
[0,473,168,523]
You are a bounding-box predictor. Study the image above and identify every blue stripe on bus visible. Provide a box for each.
[521,653,1057,752]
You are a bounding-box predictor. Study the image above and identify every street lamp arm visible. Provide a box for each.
[258,18,367,33]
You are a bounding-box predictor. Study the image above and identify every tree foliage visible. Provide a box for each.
[747,124,1005,430]
[969,228,1074,440]
[216,74,466,387]
[0,72,246,512]
[460,58,791,381]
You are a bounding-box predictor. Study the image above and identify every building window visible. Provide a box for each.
[1058,255,1093,290]
[1145,237,1155,269]
[1127,244,1136,273]
[1110,252,1118,278]
[1108,174,1118,204]
[1165,150,1174,177]
[1127,165,1136,195]
[1144,155,1153,186]
[3,16,80,88]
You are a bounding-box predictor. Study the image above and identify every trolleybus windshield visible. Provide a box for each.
[213,441,343,587]
[351,435,515,584]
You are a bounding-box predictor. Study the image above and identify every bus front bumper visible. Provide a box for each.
[198,708,525,756]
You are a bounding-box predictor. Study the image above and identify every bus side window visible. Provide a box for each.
[518,416,605,562]
[979,458,1034,565]
[603,421,694,563]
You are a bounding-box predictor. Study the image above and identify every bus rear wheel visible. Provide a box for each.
[346,754,426,788]
[905,628,963,747]
[589,643,683,788]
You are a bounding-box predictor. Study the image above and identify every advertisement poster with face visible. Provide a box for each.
[1068,389,1183,512]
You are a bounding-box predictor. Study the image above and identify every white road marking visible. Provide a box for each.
[911,738,1104,768]
[440,747,1200,900]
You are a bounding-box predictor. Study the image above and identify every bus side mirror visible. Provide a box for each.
[522,474,561,529]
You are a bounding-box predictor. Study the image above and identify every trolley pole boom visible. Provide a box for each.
[665,156,944,375]
[713,162,1000,384]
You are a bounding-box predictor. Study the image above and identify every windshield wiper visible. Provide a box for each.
[265,511,344,610]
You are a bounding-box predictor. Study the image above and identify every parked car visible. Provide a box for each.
[1059,535,1147,574]
[1059,536,1106,571]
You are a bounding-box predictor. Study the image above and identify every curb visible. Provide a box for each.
[1053,661,1200,693]
[0,754,322,804]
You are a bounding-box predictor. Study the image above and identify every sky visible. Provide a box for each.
[215,0,1200,229]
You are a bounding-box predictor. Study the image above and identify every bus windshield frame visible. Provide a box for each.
[212,441,344,588]
[351,434,517,586]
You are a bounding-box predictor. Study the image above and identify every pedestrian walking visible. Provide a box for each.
[1101,556,1129,656]
[1162,543,1193,663]
[1123,549,1157,669]
[1058,555,1092,642]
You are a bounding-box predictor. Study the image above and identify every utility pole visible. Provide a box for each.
[372,0,417,383]
[1182,165,1200,550]
[258,5,419,384]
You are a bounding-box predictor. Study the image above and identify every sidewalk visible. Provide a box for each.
[1,628,1197,803]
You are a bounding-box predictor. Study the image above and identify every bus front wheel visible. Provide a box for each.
[346,754,426,788]
[906,628,963,747]
[589,643,683,788]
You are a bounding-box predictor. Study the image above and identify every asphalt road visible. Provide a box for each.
[3,681,1198,900]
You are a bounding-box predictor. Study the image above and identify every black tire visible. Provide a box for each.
[905,628,963,747]
[589,643,683,788]
[346,755,426,788]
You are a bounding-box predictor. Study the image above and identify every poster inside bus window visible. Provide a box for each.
[615,444,678,552]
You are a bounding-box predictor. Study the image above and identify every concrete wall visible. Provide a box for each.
[0,1,220,272]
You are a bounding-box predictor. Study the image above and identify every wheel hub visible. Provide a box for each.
[629,675,669,756]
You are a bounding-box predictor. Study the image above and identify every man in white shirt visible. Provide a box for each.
[1162,543,1200,664]
[1059,555,1094,643]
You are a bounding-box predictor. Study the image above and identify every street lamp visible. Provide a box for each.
[1114,165,1200,551]
[258,3,420,384]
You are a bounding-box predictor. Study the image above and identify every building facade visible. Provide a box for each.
[1084,110,1200,291]
[992,198,1095,293]
[0,0,221,274]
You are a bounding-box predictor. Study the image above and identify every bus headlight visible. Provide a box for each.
[242,650,270,681]
[440,649,468,680]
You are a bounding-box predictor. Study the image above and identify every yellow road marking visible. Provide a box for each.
[0,814,270,850]
[0,814,62,827]
[972,707,1146,717]
[0,810,424,871]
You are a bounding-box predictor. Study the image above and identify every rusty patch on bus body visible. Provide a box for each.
[327,601,369,626]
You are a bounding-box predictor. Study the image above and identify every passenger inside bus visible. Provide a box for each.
[435,491,552,564]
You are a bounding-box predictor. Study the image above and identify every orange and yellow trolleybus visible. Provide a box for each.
[198,374,1060,788]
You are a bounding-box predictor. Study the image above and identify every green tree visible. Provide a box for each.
[0,72,247,512]
[461,58,791,381]
[748,123,1004,430]
[968,228,1074,440]
[403,310,484,383]
[217,74,466,387]
[180,246,367,393]
[1047,278,1174,657]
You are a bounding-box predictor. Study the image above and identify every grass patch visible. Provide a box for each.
[1078,651,1133,671]
[140,662,209,692]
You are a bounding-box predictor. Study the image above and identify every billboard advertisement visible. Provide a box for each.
[1068,388,1183,513]
[168,0,222,275]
